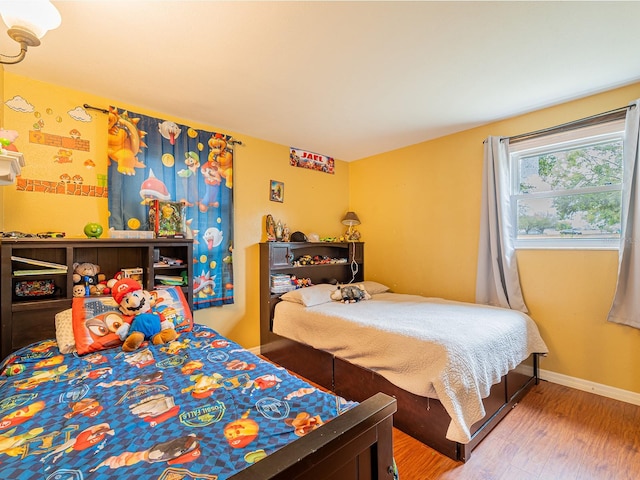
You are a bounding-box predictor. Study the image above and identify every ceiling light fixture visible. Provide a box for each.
[0,0,61,65]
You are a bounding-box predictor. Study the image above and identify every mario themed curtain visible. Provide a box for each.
[107,107,234,309]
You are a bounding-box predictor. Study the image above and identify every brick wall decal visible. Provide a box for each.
[29,130,91,152]
[16,178,108,198]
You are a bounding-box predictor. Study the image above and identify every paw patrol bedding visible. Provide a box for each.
[0,324,354,479]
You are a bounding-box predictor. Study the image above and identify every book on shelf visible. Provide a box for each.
[155,274,185,286]
[270,274,295,293]
[270,273,292,285]
[11,256,68,271]
[13,268,68,276]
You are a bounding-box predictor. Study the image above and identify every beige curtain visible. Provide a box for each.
[476,136,528,312]
[608,100,640,328]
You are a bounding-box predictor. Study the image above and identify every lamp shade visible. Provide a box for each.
[0,0,61,39]
[341,211,361,227]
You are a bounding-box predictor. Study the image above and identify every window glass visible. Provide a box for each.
[510,121,624,249]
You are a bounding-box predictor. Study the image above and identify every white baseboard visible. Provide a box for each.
[540,368,640,407]
[247,346,261,355]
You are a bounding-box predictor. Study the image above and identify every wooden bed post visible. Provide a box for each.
[229,392,397,480]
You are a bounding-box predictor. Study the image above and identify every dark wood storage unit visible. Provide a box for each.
[259,241,363,348]
[0,238,193,359]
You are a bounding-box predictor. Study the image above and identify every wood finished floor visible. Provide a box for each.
[393,381,640,480]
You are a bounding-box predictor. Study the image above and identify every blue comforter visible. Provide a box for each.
[0,324,354,479]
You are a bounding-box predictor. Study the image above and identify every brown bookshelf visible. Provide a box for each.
[1,238,193,359]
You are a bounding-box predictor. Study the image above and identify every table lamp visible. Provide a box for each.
[341,211,361,240]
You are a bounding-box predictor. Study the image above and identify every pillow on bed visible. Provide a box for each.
[72,296,125,355]
[362,281,390,295]
[55,308,76,354]
[71,286,193,355]
[280,283,336,307]
[152,286,193,333]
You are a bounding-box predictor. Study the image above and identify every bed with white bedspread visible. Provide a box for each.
[273,291,548,444]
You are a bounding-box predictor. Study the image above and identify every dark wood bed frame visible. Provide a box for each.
[231,391,396,480]
[259,241,541,462]
[261,336,539,463]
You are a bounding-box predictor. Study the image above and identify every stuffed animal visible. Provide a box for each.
[72,262,104,284]
[72,284,87,298]
[72,262,106,296]
[106,271,124,290]
[330,284,371,303]
[111,278,177,352]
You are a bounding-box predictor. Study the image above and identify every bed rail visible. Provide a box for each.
[230,392,397,480]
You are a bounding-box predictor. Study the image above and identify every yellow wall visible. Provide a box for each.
[5,70,640,395]
[1,72,350,348]
[3,75,109,233]
[350,82,640,395]
[0,65,4,228]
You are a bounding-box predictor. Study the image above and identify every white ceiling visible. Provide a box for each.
[2,1,640,161]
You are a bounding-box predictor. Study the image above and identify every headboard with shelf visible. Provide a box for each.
[0,238,193,359]
[259,241,363,347]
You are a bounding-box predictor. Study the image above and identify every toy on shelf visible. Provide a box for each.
[293,255,345,266]
[291,276,313,288]
[265,214,293,242]
[72,262,106,297]
[154,256,184,267]
[83,222,104,239]
[265,214,276,241]
[149,200,186,238]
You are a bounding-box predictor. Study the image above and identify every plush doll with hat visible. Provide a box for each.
[111,278,178,352]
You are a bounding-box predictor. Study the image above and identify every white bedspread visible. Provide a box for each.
[273,293,548,443]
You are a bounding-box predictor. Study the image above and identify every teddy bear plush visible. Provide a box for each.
[72,262,106,297]
[111,278,178,352]
[330,284,371,303]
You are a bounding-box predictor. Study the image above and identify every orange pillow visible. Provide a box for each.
[71,287,192,355]
[71,296,125,355]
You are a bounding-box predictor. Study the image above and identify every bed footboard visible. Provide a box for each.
[230,392,397,480]
[263,335,540,463]
[335,353,540,462]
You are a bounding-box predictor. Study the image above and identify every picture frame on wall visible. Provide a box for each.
[270,180,284,203]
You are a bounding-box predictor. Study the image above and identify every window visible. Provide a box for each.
[510,120,624,249]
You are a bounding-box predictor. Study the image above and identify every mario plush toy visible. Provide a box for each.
[111,278,177,352]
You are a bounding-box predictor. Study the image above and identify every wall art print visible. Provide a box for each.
[270,180,284,202]
[107,107,234,309]
[289,147,334,174]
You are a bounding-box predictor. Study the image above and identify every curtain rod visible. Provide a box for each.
[82,103,244,145]
[83,103,109,114]
[507,104,635,144]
